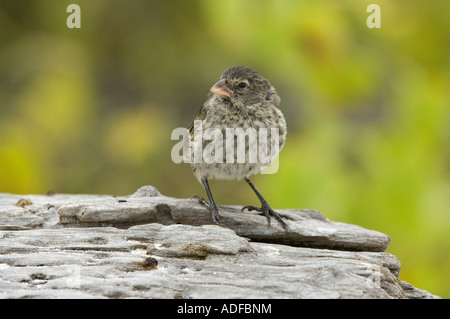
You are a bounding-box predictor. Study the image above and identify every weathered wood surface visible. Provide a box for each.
[0,186,439,299]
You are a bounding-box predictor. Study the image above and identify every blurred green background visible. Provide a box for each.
[0,0,449,297]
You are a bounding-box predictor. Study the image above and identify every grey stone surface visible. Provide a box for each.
[0,186,440,299]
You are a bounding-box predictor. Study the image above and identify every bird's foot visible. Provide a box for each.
[192,195,209,207]
[191,195,220,225]
[241,203,288,230]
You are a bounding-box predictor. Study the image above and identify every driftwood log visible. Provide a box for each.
[0,186,439,298]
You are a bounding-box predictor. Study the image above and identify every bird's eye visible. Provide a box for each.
[238,82,247,88]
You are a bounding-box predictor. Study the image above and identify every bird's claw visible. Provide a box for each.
[241,205,260,212]
[191,195,221,225]
[192,195,209,207]
[241,204,288,230]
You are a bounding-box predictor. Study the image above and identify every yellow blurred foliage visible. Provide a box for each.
[0,0,449,297]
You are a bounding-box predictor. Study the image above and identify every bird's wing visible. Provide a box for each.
[265,86,281,107]
[188,102,208,141]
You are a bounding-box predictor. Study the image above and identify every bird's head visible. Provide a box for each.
[210,66,279,107]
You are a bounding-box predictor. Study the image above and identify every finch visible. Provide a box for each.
[188,66,287,229]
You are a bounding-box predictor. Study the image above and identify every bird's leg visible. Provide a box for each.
[192,177,220,224]
[241,177,288,230]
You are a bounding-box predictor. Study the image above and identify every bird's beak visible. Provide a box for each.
[210,79,233,98]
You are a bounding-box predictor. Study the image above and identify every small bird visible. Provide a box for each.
[188,66,287,229]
